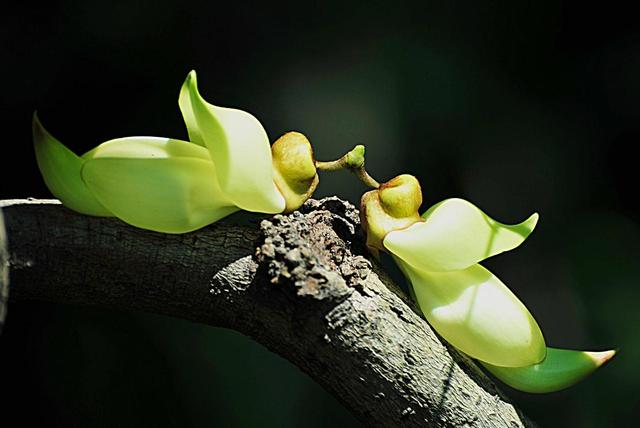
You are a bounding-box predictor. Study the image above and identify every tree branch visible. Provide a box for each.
[1,197,535,427]
[0,209,8,333]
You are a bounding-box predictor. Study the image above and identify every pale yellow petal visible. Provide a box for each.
[178,71,286,213]
[395,257,546,367]
[82,156,236,233]
[385,198,538,271]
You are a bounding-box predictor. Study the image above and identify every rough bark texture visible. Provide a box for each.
[1,197,535,427]
[0,209,8,333]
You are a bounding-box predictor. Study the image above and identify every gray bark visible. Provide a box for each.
[0,209,8,332]
[0,197,535,427]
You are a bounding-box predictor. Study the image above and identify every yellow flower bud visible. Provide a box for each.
[378,174,423,218]
[360,174,422,254]
[271,132,319,212]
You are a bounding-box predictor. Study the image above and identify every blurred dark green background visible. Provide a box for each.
[1,1,638,426]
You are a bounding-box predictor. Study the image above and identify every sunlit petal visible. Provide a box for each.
[385,198,538,272]
[178,71,286,213]
[395,257,546,367]
[82,156,237,233]
[481,347,616,393]
[32,113,111,216]
[82,136,211,161]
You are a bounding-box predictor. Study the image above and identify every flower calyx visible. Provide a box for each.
[272,132,319,212]
[360,174,423,255]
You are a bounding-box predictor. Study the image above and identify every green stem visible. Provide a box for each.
[314,159,344,172]
[352,167,380,189]
[315,145,380,189]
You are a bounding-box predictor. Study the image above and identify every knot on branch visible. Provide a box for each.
[256,197,371,302]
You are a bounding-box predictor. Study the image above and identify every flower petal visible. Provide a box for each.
[32,113,111,216]
[395,257,546,367]
[82,155,237,234]
[384,198,538,272]
[178,71,286,213]
[82,136,212,161]
[481,347,616,393]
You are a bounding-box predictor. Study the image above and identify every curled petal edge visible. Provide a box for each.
[178,70,285,214]
[384,198,538,272]
[81,136,212,161]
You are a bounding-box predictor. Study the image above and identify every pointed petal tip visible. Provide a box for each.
[32,112,49,143]
[180,71,197,96]
[524,212,539,231]
[32,110,41,128]
[586,349,617,367]
[184,70,197,86]
[510,211,539,238]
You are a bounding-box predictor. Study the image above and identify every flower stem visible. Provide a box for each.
[353,167,380,189]
[315,145,380,189]
[314,159,343,171]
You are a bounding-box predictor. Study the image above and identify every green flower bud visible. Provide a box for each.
[344,144,365,169]
[360,174,422,254]
[272,132,319,212]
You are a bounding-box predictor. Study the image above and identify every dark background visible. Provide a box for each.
[1,1,639,426]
